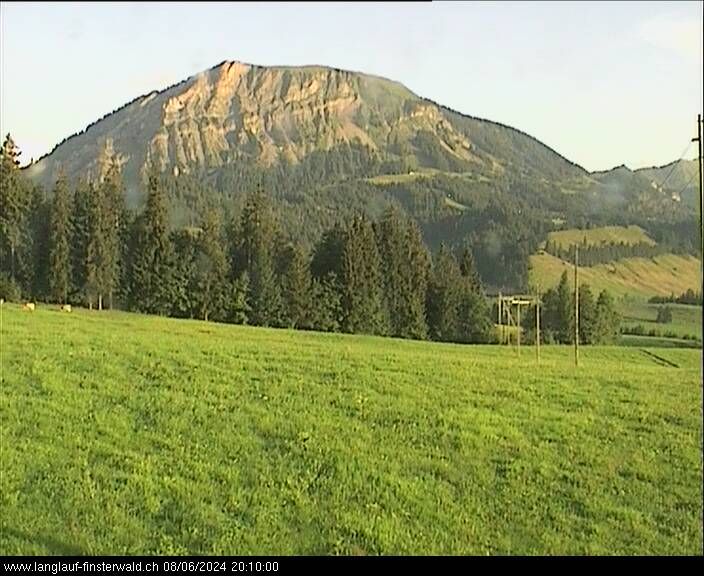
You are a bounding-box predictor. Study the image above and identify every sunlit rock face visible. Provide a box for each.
[24,61,486,197]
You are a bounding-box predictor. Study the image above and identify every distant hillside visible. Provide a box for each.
[23,60,585,204]
[16,60,699,293]
[22,60,691,219]
[636,159,699,208]
[529,252,700,299]
[545,225,656,250]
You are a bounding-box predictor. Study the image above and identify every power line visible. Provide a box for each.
[655,141,694,191]
[672,169,698,200]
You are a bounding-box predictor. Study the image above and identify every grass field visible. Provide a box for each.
[545,225,656,249]
[529,252,701,299]
[1,304,702,555]
[620,301,702,340]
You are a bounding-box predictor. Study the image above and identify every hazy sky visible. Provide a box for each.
[1,1,702,172]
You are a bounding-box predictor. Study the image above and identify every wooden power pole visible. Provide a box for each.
[536,286,541,365]
[574,246,579,368]
[694,114,703,381]
[498,292,503,345]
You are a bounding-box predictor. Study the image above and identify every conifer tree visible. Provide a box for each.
[341,213,388,335]
[426,244,462,342]
[228,271,251,325]
[310,224,345,325]
[29,184,50,300]
[309,273,343,332]
[376,206,431,339]
[0,134,27,289]
[85,180,107,309]
[170,228,199,318]
[238,187,282,327]
[131,172,173,315]
[459,243,482,293]
[194,209,229,322]
[311,224,346,281]
[578,283,596,344]
[48,173,72,304]
[280,241,312,329]
[377,206,406,336]
[556,270,573,343]
[70,179,91,304]
[594,290,620,343]
[400,219,431,339]
[100,164,127,309]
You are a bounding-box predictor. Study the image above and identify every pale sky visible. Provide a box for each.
[1,1,702,172]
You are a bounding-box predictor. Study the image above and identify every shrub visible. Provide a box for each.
[0,275,21,302]
[656,306,673,324]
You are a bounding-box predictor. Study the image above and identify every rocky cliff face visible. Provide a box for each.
[25,61,493,197]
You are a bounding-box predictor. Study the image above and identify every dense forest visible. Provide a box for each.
[544,239,673,267]
[0,133,686,346]
[649,289,703,306]
[2,134,497,344]
[516,271,621,345]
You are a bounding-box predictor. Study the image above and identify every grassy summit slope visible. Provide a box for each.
[546,225,656,249]
[1,304,701,555]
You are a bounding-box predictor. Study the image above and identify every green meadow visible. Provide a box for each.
[620,301,702,340]
[1,304,702,555]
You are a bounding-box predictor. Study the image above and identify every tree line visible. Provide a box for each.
[649,289,702,306]
[544,239,671,267]
[517,271,621,345]
[1,135,495,344]
[1,133,624,348]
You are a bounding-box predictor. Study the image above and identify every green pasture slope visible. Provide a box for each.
[1,304,702,555]
[620,301,702,340]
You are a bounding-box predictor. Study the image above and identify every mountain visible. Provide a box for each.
[24,60,590,198]
[20,60,698,290]
[636,159,699,208]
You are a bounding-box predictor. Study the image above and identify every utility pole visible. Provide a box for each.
[517,301,521,355]
[498,292,503,345]
[694,114,703,381]
[574,246,579,368]
[536,287,541,365]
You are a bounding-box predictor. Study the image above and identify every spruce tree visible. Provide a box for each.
[101,164,127,309]
[310,224,345,325]
[48,173,72,304]
[194,209,229,322]
[0,134,27,290]
[459,243,482,293]
[426,244,462,342]
[377,206,406,336]
[341,213,388,335]
[556,270,573,343]
[131,172,173,315]
[85,180,107,309]
[455,251,493,344]
[309,273,343,332]
[228,271,251,325]
[29,184,50,300]
[540,287,560,343]
[238,187,282,327]
[401,219,430,339]
[578,283,596,344]
[70,179,91,304]
[310,224,345,281]
[594,290,620,344]
[280,241,312,329]
[170,228,199,318]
